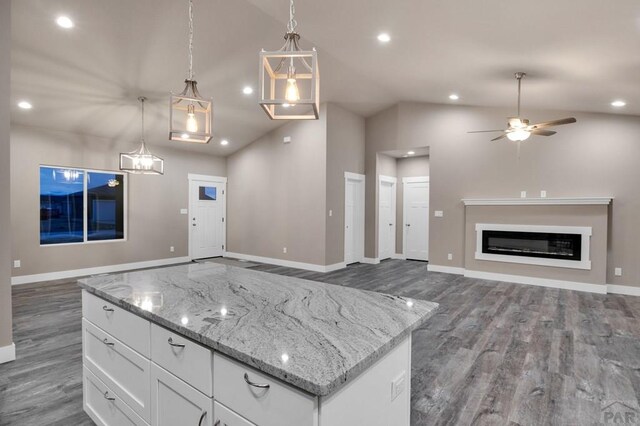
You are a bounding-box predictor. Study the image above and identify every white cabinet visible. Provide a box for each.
[214,401,256,426]
[150,363,214,426]
[83,366,148,426]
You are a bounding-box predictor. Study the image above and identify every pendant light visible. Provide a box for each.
[169,0,212,143]
[120,97,164,175]
[259,0,319,120]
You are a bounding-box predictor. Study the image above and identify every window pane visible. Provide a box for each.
[40,167,85,244]
[199,186,217,200]
[87,172,125,241]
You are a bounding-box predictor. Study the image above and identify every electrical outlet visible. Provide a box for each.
[180,208,188,215]
[13,260,20,268]
[447,253,453,261]
[329,210,333,217]
[170,246,175,253]
[540,190,547,198]
[283,247,287,254]
[615,267,623,277]
[391,372,406,401]
[434,210,444,217]
[283,136,291,144]
[520,191,527,198]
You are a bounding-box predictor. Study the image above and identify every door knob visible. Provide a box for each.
[389,223,393,226]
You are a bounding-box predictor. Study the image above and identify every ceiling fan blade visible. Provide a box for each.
[468,130,507,133]
[530,117,577,129]
[491,134,508,142]
[530,129,557,137]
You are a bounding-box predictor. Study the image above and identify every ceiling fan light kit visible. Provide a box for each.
[469,72,577,142]
[169,0,213,143]
[259,0,320,120]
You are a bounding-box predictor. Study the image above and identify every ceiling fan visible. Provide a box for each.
[469,72,577,142]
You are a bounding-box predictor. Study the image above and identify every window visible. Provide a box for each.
[199,186,217,201]
[40,166,126,245]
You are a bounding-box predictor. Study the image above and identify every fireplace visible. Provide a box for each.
[475,224,592,270]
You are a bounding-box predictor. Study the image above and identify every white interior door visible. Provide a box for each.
[189,177,225,259]
[378,177,396,260]
[403,178,429,261]
[344,174,365,265]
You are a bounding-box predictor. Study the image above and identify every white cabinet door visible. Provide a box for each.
[151,363,214,426]
[214,402,256,426]
[403,180,429,261]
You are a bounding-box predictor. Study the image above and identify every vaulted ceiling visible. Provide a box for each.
[11,0,640,155]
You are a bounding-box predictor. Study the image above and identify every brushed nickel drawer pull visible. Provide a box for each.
[102,305,114,312]
[198,411,207,426]
[244,373,270,389]
[103,391,115,401]
[102,338,115,347]
[167,337,186,348]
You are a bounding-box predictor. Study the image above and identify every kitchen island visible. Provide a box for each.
[78,262,438,426]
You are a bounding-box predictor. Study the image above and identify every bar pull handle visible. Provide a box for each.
[102,305,114,312]
[244,373,270,389]
[168,337,186,348]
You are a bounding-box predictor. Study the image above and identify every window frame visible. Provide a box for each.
[39,165,128,247]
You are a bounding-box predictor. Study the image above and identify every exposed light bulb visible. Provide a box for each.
[186,104,198,133]
[507,129,531,142]
[285,66,300,103]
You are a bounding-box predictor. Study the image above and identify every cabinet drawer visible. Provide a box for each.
[83,290,150,357]
[214,401,256,426]
[151,323,213,397]
[83,366,148,426]
[151,363,214,426]
[83,319,151,422]
[213,353,317,426]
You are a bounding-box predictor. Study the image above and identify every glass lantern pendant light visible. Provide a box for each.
[120,97,164,175]
[169,0,212,143]
[259,0,319,120]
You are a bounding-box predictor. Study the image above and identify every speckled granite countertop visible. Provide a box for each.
[78,263,438,396]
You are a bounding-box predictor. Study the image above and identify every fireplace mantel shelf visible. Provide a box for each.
[462,197,613,206]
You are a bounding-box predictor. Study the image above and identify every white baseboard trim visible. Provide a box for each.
[11,257,191,286]
[464,269,607,294]
[0,343,16,364]
[225,252,345,273]
[392,253,406,260]
[427,264,466,275]
[361,257,380,265]
[607,284,640,297]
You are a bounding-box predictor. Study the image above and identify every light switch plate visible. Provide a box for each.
[283,247,287,254]
[180,208,188,215]
[329,210,333,217]
[520,191,527,198]
[391,372,406,401]
[283,136,291,144]
[170,246,175,253]
[447,253,453,261]
[434,210,444,217]
[13,260,20,268]
[615,267,623,277]
[540,190,547,198]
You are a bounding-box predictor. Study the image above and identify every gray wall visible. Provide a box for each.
[366,101,640,287]
[396,156,430,254]
[227,105,328,265]
[11,124,226,277]
[0,0,12,351]
[325,104,365,265]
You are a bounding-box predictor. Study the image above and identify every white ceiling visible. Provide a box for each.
[11,0,640,156]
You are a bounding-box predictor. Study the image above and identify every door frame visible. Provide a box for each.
[378,175,397,260]
[402,176,429,261]
[344,172,365,265]
[187,174,227,260]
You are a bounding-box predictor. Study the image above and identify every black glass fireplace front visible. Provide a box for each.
[482,230,582,261]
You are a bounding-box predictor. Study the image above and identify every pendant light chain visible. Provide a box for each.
[188,0,194,80]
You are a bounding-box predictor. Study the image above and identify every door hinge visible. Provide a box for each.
[222,190,225,195]
[222,245,225,250]
[222,217,225,222]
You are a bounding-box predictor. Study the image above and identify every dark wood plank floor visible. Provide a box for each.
[2,259,640,425]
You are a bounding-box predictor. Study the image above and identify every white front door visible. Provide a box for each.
[344,173,365,265]
[189,177,225,259]
[403,178,429,261]
[378,177,396,260]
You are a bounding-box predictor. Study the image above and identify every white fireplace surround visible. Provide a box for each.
[475,223,592,270]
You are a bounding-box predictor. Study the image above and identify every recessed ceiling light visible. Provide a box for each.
[17,101,33,110]
[449,94,460,101]
[407,151,415,155]
[220,139,229,146]
[242,86,253,95]
[611,100,626,107]
[56,16,74,29]
[377,33,391,43]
